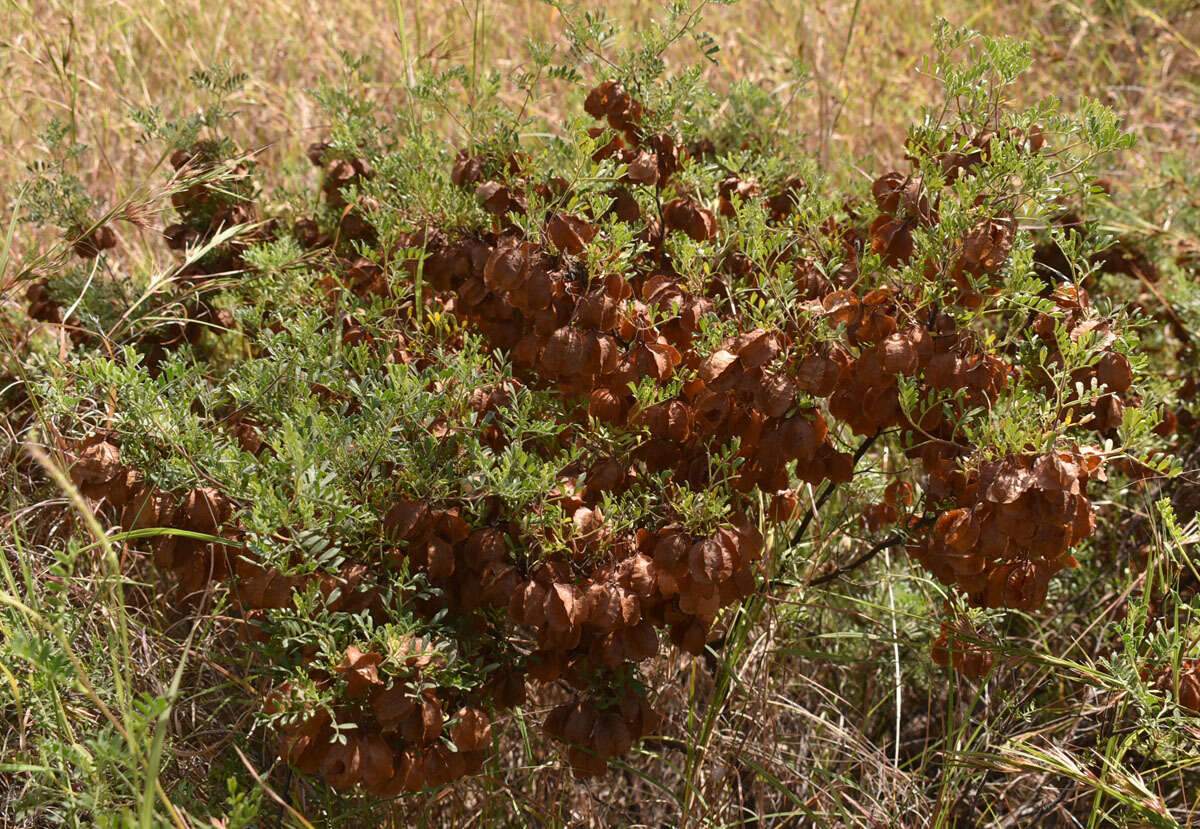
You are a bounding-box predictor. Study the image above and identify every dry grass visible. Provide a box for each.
[1,0,1194,269]
[3,0,1197,265]
[2,2,1193,181]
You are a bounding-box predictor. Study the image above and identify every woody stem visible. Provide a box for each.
[788,433,878,549]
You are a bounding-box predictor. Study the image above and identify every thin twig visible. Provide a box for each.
[805,534,904,587]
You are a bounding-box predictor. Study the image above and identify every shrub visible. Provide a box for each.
[5,6,1198,825]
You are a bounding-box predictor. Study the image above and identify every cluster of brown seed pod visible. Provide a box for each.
[133,140,263,370]
[67,434,243,595]
[1031,206,1200,443]
[401,221,881,498]
[24,281,90,348]
[274,647,497,795]
[930,615,997,679]
[1030,206,1198,446]
[164,140,266,278]
[543,687,661,777]
[869,171,937,269]
[912,126,1045,185]
[29,140,259,375]
[865,158,1024,311]
[237,520,512,795]
[382,490,762,777]
[71,223,117,259]
[822,288,1011,443]
[294,142,378,249]
[859,481,915,533]
[393,219,864,505]
[909,446,1103,618]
